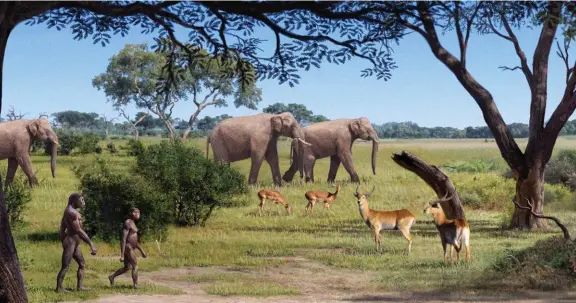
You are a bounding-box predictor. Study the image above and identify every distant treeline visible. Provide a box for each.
[14,107,576,139]
[371,120,576,139]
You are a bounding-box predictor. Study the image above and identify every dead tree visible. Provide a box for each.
[391,150,465,220]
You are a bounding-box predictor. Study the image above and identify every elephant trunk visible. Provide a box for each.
[48,136,59,178]
[370,132,379,175]
[291,128,310,179]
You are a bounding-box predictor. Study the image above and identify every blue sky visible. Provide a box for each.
[3,18,570,129]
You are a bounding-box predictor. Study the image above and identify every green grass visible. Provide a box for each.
[179,272,300,297]
[13,136,576,302]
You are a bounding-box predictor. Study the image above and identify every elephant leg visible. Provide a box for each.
[304,154,316,183]
[248,152,266,185]
[327,155,341,184]
[4,158,19,188]
[265,145,282,186]
[339,151,360,183]
[282,161,298,183]
[17,155,39,187]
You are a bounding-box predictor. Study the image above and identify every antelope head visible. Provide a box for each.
[354,184,375,207]
[423,192,454,215]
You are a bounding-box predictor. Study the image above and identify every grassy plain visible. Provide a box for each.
[13,136,576,302]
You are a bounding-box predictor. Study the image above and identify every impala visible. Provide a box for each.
[257,189,292,217]
[423,192,471,264]
[354,185,416,254]
[304,184,341,214]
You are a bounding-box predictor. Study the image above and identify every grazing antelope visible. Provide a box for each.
[257,189,292,217]
[354,185,416,254]
[423,192,471,264]
[304,184,341,214]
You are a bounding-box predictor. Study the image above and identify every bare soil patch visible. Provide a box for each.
[65,256,576,303]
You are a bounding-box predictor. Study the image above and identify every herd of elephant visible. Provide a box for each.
[206,112,379,186]
[0,112,377,193]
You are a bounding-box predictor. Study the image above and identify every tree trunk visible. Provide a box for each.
[134,127,139,141]
[510,167,549,229]
[0,21,28,303]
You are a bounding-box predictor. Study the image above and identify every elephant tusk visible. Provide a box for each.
[53,141,59,146]
[296,138,312,146]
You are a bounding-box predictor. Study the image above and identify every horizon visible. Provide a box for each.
[4,16,570,129]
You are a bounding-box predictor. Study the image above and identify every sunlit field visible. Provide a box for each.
[14,136,576,302]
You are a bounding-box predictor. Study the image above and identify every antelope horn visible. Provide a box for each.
[365,185,376,197]
[432,192,454,204]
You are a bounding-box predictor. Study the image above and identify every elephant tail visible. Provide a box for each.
[206,135,211,159]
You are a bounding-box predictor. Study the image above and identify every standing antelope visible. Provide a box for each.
[423,193,471,264]
[257,189,292,217]
[304,184,341,214]
[354,185,416,254]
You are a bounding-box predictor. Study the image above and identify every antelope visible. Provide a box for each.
[304,184,341,214]
[423,192,471,264]
[257,189,292,217]
[354,185,416,254]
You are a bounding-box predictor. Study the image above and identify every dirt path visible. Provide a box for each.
[66,256,576,303]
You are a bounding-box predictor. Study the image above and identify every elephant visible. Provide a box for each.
[206,112,312,186]
[0,118,59,188]
[282,117,379,184]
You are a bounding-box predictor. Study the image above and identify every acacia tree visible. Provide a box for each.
[180,47,262,141]
[92,43,186,140]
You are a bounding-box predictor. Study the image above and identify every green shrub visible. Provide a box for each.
[77,133,101,154]
[453,173,515,210]
[106,142,117,153]
[74,158,171,242]
[55,129,82,155]
[126,139,144,156]
[5,174,32,227]
[135,141,248,226]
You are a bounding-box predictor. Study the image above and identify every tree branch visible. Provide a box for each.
[391,151,465,220]
[405,1,526,174]
[512,198,571,241]
[556,38,574,85]
[499,12,534,92]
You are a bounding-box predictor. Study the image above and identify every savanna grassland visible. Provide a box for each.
[13,137,576,302]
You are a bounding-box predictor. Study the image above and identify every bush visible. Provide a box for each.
[126,139,144,157]
[74,158,171,242]
[453,173,515,210]
[106,142,117,153]
[135,141,248,226]
[5,174,32,227]
[77,133,101,154]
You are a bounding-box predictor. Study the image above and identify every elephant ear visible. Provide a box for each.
[271,115,282,133]
[27,119,40,137]
[348,119,362,135]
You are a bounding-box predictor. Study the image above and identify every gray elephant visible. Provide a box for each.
[282,117,379,184]
[0,118,59,187]
[206,112,311,186]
